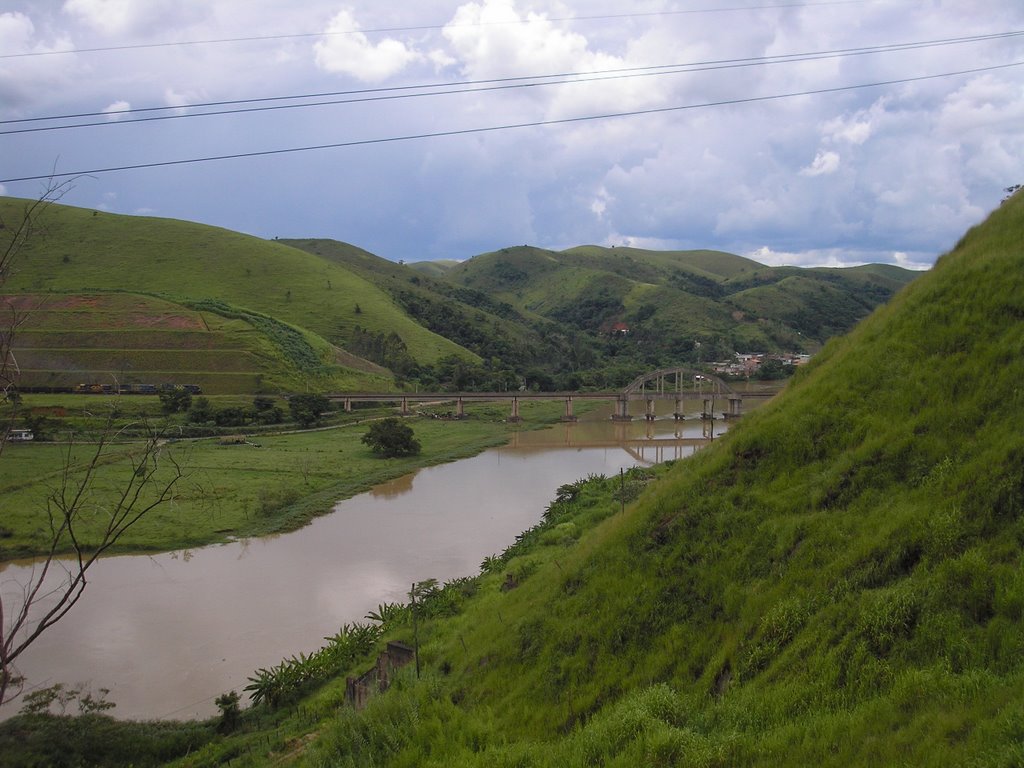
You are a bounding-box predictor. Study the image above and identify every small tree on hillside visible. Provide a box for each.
[159,387,192,414]
[289,393,330,428]
[362,417,421,458]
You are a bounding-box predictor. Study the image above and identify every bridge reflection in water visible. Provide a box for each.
[328,367,760,424]
[505,408,723,464]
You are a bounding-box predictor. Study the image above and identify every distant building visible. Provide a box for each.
[6,428,34,442]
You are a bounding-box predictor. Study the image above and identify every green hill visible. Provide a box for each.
[442,243,918,366]
[0,197,473,392]
[281,239,599,389]
[407,259,461,278]
[251,193,1020,765]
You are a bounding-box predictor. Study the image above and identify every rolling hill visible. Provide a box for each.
[1,196,917,395]
[442,243,917,363]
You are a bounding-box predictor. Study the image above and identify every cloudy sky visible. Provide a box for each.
[2,1,1023,268]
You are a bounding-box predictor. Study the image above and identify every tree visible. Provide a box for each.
[362,417,421,458]
[252,396,283,425]
[0,183,186,705]
[187,395,214,423]
[158,387,192,414]
[288,393,330,428]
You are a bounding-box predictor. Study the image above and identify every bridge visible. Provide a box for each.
[327,367,756,422]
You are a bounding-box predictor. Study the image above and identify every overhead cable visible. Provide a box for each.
[0,1,874,60]
[3,60,1021,185]
[3,30,1022,136]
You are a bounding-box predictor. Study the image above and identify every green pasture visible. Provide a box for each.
[0,401,581,560]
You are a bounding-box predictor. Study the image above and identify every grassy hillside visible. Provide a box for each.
[444,244,918,366]
[281,239,591,389]
[407,259,461,277]
[334,191,1020,765]
[0,197,472,380]
[149,192,1018,767]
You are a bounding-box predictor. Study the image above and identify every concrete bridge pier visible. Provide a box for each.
[456,397,465,419]
[562,396,577,422]
[701,398,715,420]
[645,398,657,421]
[508,396,522,423]
[727,396,743,418]
[611,396,632,421]
[673,394,685,420]
[343,397,352,413]
[400,396,412,416]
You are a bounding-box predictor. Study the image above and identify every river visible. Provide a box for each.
[0,405,729,722]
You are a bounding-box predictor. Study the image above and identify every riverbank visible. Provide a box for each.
[0,400,596,561]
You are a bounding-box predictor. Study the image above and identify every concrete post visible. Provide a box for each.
[645,397,656,421]
[611,396,632,421]
[509,396,522,422]
[400,396,412,416]
[728,396,742,418]
[674,394,684,420]
[456,397,465,419]
[562,396,577,422]
[344,397,352,413]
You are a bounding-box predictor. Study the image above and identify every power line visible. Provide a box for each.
[3,61,1020,185]
[4,30,1021,136]
[1,1,872,60]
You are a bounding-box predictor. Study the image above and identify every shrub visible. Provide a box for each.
[362,417,421,458]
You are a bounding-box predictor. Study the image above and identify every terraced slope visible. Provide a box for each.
[0,197,472,374]
[5,292,392,393]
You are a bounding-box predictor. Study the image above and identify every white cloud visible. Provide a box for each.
[62,0,206,37]
[0,11,76,109]
[0,11,35,49]
[3,1,1023,266]
[103,100,131,121]
[800,150,840,177]
[314,9,420,81]
[442,0,664,118]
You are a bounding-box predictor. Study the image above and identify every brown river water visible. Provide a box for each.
[0,405,732,721]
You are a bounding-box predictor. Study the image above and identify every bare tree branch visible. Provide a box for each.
[0,177,185,705]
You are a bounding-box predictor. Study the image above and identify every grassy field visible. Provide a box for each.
[0,400,585,560]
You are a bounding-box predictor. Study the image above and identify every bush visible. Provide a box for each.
[362,417,421,458]
[289,393,330,427]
